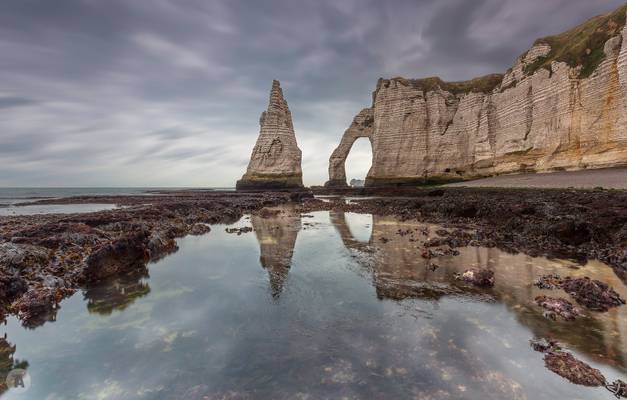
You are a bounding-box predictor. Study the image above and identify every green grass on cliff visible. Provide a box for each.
[524,3,627,78]
[391,74,504,95]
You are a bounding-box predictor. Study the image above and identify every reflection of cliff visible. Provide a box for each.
[83,269,151,315]
[331,211,627,371]
[251,209,301,298]
[0,337,28,395]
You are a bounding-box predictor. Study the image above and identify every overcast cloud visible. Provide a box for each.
[0,0,624,187]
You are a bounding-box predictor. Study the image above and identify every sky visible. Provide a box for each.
[1,0,625,187]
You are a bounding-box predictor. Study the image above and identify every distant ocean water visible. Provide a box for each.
[0,187,234,208]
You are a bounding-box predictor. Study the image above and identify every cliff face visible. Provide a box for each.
[327,6,627,187]
[237,80,303,190]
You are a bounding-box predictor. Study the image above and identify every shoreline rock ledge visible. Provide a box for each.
[236,80,304,191]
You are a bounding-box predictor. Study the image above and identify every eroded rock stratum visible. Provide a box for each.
[327,6,627,187]
[237,80,304,190]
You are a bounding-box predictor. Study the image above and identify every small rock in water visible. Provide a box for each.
[606,379,627,398]
[561,277,625,312]
[533,274,564,289]
[544,351,606,387]
[534,295,582,321]
[529,337,560,353]
[225,227,253,235]
[189,223,211,236]
[454,268,494,287]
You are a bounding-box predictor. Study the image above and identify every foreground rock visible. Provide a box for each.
[326,5,627,187]
[237,80,304,191]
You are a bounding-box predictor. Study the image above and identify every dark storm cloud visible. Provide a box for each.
[0,0,624,186]
[0,96,38,109]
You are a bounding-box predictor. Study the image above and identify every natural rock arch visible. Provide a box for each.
[324,108,374,188]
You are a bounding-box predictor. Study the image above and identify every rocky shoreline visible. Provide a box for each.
[309,187,627,282]
[1,187,626,328]
[0,191,305,327]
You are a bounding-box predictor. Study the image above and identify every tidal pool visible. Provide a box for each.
[0,208,625,399]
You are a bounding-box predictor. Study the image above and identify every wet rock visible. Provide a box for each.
[147,232,178,260]
[549,219,591,245]
[606,379,627,398]
[544,351,606,387]
[614,222,627,240]
[533,274,564,289]
[0,243,49,272]
[11,287,72,328]
[189,223,211,236]
[84,230,150,283]
[534,296,582,321]
[454,268,495,287]
[561,277,625,311]
[427,189,445,197]
[529,338,560,353]
[225,227,253,235]
[453,204,478,218]
[0,273,27,303]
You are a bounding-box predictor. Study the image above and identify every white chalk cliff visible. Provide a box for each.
[327,5,627,187]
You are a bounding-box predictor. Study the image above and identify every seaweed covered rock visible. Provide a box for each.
[11,287,73,328]
[533,274,564,290]
[534,295,582,321]
[454,268,495,287]
[0,243,49,271]
[544,351,606,387]
[83,230,151,283]
[561,277,625,311]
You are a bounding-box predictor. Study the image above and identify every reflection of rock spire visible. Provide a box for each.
[251,208,301,298]
[236,80,303,190]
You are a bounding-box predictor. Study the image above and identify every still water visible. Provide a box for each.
[0,208,625,399]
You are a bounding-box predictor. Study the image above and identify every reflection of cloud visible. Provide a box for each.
[0,95,37,109]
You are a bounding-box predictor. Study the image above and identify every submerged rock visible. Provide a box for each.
[544,351,606,387]
[529,338,560,353]
[561,277,625,311]
[189,223,211,236]
[533,274,564,289]
[534,296,582,321]
[225,227,253,235]
[454,268,495,287]
[606,379,627,398]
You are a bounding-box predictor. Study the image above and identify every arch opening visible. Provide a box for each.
[344,137,373,187]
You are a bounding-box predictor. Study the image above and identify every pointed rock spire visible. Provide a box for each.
[236,80,304,190]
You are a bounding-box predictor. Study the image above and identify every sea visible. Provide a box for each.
[0,187,234,216]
